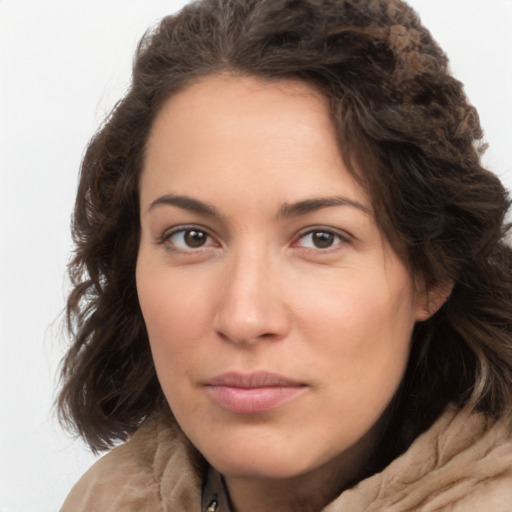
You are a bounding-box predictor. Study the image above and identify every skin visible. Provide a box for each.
[136,74,434,512]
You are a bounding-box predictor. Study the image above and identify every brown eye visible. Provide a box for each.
[184,229,208,248]
[296,229,346,250]
[311,232,335,248]
[164,228,213,250]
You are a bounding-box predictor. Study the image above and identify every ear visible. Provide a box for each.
[415,280,453,322]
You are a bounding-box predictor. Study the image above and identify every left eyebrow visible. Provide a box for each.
[147,194,222,218]
[277,196,371,218]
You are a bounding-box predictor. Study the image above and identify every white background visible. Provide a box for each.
[1,1,511,511]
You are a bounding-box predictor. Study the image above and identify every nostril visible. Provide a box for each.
[214,322,286,345]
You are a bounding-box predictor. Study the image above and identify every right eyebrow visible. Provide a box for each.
[147,194,223,218]
[278,195,371,218]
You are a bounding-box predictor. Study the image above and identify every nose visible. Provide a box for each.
[212,248,290,345]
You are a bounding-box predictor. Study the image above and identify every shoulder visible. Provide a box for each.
[326,406,512,512]
[60,414,204,512]
[60,440,160,512]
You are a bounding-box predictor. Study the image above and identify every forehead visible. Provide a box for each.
[145,74,335,160]
[153,73,329,119]
[141,74,369,207]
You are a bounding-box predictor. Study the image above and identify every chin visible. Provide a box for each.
[198,433,333,481]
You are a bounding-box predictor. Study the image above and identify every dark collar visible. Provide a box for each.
[202,466,233,512]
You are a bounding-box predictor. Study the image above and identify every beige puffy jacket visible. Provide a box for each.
[61,405,512,511]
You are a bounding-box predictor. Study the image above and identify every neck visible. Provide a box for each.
[225,473,346,512]
[223,433,377,512]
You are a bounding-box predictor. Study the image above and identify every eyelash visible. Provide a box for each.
[157,226,350,253]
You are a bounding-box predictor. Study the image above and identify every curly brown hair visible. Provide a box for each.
[58,0,512,471]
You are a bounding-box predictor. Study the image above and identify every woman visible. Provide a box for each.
[59,0,512,510]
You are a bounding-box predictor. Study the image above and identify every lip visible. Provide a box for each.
[204,372,306,414]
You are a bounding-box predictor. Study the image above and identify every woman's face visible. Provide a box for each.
[137,75,430,486]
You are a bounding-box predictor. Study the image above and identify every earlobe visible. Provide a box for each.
[415,281,453,322]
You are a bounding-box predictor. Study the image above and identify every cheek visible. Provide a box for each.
[295,267,416,391]
[137,258,211,339]
[135,261,209,391]
[300,269,415,345]
[137,280,206,423]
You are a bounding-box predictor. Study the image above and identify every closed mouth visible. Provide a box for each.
[204,372,307,414]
